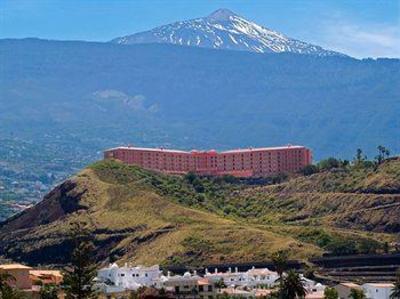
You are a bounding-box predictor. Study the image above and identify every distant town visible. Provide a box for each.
[1,259,399,299]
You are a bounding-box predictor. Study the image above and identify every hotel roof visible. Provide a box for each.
[105,145,306,154]
[220,145,305,153]
[104,146,190,154]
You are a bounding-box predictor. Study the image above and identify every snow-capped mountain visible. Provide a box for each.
[111,8,344,56]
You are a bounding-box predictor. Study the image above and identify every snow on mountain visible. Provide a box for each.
[111,8,344,56]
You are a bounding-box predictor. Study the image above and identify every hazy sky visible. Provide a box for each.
[1,0,399,58]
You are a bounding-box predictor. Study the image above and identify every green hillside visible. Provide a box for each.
[1,158,399,266]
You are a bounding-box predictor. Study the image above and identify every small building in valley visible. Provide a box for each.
[362,283,395,299]
[205,266,279,288]
[97,263,162,290]
[29,270,63,286]
[335,282,363,299]
[0,264,33,290]
[163,272,215,299]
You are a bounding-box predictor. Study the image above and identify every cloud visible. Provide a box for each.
[320,21,400,58]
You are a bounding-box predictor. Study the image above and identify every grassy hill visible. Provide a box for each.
[1,158,399,266]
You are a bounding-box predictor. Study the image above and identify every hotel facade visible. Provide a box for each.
[104,144,312,177]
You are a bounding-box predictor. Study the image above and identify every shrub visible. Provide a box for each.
[300,165,319,176]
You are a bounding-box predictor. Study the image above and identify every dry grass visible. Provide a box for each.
[1,158,399,266]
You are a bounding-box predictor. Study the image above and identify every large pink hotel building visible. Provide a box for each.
[104,145,312,178]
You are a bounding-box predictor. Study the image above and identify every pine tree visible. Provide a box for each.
[63,222,97,299]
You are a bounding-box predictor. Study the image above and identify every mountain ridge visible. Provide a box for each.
[0,38,399,219]
[111,8,345,56]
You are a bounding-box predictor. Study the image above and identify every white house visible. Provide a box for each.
[204,266,279,288]
[362,283,395,299]
[246,267,280,287]
[163,271,215,299]
[97,263,162,290]
[301,275,325,293]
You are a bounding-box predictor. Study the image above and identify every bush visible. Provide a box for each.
[324,287,339,299]
[192,177,205,193]
[184,172,197,184]
[300,165,319,176]
[326,239,357,256]
[318,158,341,171]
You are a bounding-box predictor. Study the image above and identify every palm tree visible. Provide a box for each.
[270,250,289,284]
[279,270,307,299]
[390,270,400,299]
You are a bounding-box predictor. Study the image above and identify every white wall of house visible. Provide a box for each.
[97,263,162,290]
[362,283,394,299]
[205,267,279,288]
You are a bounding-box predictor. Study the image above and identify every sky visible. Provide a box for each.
[0,0,399,58]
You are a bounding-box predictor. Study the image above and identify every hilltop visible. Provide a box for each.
[1,158,399,266]
[112,8,342,56]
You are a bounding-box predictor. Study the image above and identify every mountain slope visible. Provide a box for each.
[1,39,399,160]
[112,8,343,56]
[1,159,399,266]
[0,160,321,266]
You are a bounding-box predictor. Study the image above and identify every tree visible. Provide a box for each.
[214,278,226,289]
[191,177,205,193]
[279,270,307,299]
[353,149,367,167]
[349,288,366,299]
[375,145,390,165]
[324,287,339,299]
[270,250,289,284]
[184,171,197,184]
[391,270,400,299]
[40,284,59,299]
[300,165,319,176]
[318,158,340,171]
[63,222,97,299]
